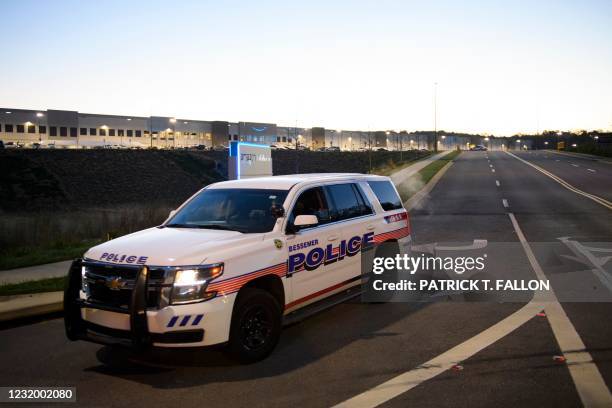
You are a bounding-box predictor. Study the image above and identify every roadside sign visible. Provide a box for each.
[228,141,273,179]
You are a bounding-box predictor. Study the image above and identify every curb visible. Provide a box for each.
[0,291,63,322]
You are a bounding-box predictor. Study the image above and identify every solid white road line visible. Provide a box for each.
[506,152,612,210]
[495,180,500,187]
[333,302,546,408]
[502,199,509,208]
[508,213,612,407]
[336,214,612,408]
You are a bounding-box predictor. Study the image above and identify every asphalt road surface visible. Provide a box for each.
[1,150,611,407]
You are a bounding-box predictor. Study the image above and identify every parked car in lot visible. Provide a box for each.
[64,173,411,362]
[4,141,24,149]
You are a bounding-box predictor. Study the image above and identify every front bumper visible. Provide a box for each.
[64,259,234,348]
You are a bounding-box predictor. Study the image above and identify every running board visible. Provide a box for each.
[282,286,362,326]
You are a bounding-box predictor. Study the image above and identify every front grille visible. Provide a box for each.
[83,263,170,310]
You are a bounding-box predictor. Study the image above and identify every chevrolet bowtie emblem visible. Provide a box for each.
[105,277,125,291]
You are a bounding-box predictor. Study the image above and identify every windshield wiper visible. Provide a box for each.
[164,223,202,229]
[194,224,246,232]
[164,223,246,233]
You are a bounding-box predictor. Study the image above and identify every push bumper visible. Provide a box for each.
[64,259,206,348]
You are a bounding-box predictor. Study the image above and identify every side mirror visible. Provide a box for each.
[294,215,318,228]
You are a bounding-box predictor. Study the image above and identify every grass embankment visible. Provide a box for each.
[0,240,100,271]
[371,152,432,176]
[396,150,461,202]
[0,276,67,296]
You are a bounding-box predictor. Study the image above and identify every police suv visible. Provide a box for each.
[64,173,411,362]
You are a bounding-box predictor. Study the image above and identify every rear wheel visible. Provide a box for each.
[227,288,282,363]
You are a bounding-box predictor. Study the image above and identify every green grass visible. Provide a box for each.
[397,150,461,202]
[371,152,432,176]
[0,240,101,271]
[0,276,67,296]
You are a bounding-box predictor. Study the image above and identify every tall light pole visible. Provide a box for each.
[36,112,44,144]
[170,118,177,149]
[101,125,109,147]
[434,82,438,152]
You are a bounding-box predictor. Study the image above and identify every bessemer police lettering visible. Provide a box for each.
[100,253,148,265]
[288,239,319,252]
[288,233,374,273]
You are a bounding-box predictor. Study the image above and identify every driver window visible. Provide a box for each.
[289,187,331,228]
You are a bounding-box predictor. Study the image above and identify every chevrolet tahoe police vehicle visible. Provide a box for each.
[64,173,411,362]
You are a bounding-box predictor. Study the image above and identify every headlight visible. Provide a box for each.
[171,264,223,305]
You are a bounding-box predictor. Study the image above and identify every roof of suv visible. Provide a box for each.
[207,173,388,190]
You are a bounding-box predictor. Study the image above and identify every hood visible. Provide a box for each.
[84,226,263,266]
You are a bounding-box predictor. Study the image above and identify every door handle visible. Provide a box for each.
[327,234,339,242]
[366,224,375,231]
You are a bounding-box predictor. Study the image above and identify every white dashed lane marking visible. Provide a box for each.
[495,180,500,187]
[502,199,509,208]
[587,169,596,173]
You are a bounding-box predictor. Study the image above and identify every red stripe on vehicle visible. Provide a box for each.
[284,276,361,310]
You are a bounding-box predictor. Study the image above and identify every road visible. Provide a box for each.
[1,151,611,407]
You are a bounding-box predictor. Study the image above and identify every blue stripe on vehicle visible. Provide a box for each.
[167,316,179,328]
[192,314,203,326]
[179,315,191,326]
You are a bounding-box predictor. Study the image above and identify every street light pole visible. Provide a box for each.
[35,112,44,144]
[434,82,438,152]
[170,118,177,149]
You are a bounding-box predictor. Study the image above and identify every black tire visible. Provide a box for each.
[227,288,282,363]
[366,241,400,303]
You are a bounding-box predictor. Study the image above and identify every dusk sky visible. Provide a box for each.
[2,0,611,135]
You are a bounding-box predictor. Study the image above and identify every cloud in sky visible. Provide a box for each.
[1,0,611,135]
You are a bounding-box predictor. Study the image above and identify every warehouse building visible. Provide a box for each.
[1,107,441,150]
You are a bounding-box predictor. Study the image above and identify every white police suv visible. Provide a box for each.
[64,173,411,362]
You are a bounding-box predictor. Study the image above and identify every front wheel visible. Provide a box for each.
[227,288,282,363]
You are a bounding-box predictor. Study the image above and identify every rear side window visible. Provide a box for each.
[326,183,372,222]
[368,180,403,211]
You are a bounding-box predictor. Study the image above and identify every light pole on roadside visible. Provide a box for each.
[434,82,438,152]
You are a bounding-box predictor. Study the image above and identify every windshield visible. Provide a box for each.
[166,188,288,233]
